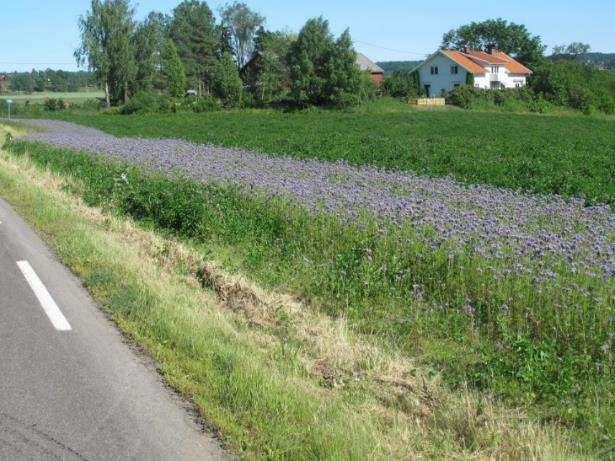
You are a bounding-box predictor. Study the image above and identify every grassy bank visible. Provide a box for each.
[0,125,585,458]
[2,130,612,455]
[20,98,615,204]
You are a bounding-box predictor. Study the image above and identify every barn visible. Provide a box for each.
[356,53,385,85]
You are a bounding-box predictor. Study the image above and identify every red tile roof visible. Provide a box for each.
[441,49,532,75]
[441,50,486,74]
[491,51,533,74]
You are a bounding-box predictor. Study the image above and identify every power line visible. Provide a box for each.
[353,40,430,57]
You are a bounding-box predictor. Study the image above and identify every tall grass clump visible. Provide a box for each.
[4,137,613,452]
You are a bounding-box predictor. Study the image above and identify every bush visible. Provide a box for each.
[119,91,171,115]
[44,98,67,111]
[192,96,222,113]
[528,96,550,113]
[567,85,594,112]
[597,92,615,114]
[529,60,614,114]
[445,85,484,109]
[381,71,419,99]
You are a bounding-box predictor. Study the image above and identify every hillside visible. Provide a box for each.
[376,60,422,73]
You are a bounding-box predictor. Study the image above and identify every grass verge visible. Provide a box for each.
[0,126,610,458]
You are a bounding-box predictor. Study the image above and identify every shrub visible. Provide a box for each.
[119,91,171,115]
[44,98,67,111]
[567,85,594,112]
[597,92,615,114]
[528,96,550,113]
[529,60,614,114]
[446,85,484,109]
[381,71,419,99]
[192,96,222,113]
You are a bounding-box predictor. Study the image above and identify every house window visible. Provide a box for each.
[491,66,499,73]
[453,83,460,88]
[430,66,438,75]
[451,65,458,74]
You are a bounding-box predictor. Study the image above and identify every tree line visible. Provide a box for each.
[3,70,96,93]
[75,0,370,109]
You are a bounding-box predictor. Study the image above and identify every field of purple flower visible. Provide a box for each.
[7,118,614,452]
[22,119,614,281]
[25,101,615,205]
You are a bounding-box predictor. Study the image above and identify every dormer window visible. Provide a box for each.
[430,65,438,75]
[491,66,499,73]
[451,65,458,74]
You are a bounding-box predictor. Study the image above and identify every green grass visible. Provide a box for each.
[4,135,612,455]
[2,91,104,102]
[31,98,615,205]
[0,126,582,459]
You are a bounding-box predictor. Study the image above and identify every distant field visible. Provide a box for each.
[2,91,104,103]
[39,99,615,204]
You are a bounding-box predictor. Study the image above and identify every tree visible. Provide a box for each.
[162,39,187,97]
[169,0,219,94]
[552,42,591,56]
[288,17,362,107]
[75,0,137,106]
[211,52,243,107]
[325,29,362,106]
[242,27,294,105]
[219,2,265,69]
[441,18,546,67]
[133,12,169,92]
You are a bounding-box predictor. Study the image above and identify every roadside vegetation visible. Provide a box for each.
[1,1,613,458]
[2,123,589,458]
[2,126,612,456]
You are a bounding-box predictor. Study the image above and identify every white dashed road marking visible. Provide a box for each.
[16,260,72,331]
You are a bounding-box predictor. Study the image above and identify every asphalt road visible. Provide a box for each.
[0,198,227,461]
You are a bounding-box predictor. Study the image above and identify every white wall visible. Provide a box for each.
[418,52,528,94]
[473,65,527,89]
[417,54,470,97]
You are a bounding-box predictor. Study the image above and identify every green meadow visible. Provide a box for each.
[27,98,615,205]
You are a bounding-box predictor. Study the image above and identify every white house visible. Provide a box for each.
[414,48,532,97]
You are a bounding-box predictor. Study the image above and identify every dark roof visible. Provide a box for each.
[356,53,384,73]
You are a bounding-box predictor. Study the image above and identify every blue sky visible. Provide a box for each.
[1,0,613,72]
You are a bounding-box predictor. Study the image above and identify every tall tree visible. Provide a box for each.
[325,29,361,106]
[242,27,294,105]
[162,39,187,97]
[75,0,137,106]
[211,52,243,107]
[169,0,219,94]
[133,11,169,92]
[288,17,361,107]
[288,17,334,106]
[441,18,546,67]
[219,2,265,68]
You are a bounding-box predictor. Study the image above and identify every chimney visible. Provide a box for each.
[486,44,496,55]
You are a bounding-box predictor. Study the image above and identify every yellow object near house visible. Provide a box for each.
[412,97,446,106]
